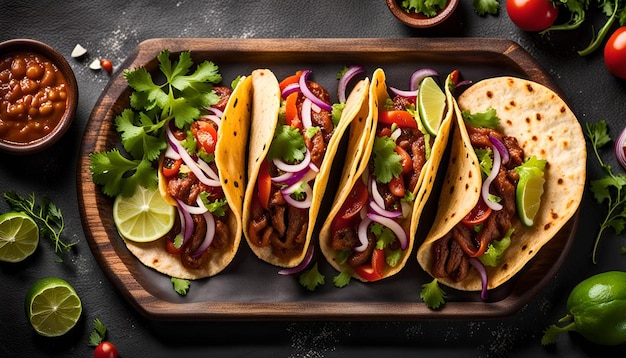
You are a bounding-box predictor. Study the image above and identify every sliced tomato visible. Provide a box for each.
[279,71,303,93]
[377,127,392,138]
[284,91,300,127]
[388,176,406,198]
[354,264,383,281]
[338,179,368,220]
[395,146,413,174]
[166,238,181,255]
[371,248,385,278]
[192,121,218,154]
[162,158,182,178]
[257,159,272,211]
[461,197,492,228]
[379,110,417,128]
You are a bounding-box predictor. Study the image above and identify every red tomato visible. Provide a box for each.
[94,341,118,358]
[506,0,559,32]
[338,179,368,220]
[388,176,406,198]
[191,120,218,154]
[604,27,626,79]
[166,238,181,255]
[354,264,383,281]
[100,59,113,74]
[162,158,182,178]
[461,197,492,228]
[284,92,300,128]
[257,159,272,211]
[395,146,413,174]
[371,248,385,278]
[378,110,418,128]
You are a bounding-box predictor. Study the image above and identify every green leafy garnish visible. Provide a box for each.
[199,194,228,217]
[479,229,514,266]
[87,318,107,347]
[299,263,325,291]
[385,249,402,268]
[401,0,448,17]
[585,120,626,263]
[473,0,500,15]
[171,277,191,296]
[420,278,446,309]
[373,136,403,184]
[268,125,306,163]
[462,108,500,129]
[331,103,345,127]
[333,270,352,288]
[3,191,75,262]
[475,148,494,179]
[90,50,222,198]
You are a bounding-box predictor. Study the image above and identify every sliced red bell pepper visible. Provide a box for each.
[379,110,418,128]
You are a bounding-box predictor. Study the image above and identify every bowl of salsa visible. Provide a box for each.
[0,39,78,155]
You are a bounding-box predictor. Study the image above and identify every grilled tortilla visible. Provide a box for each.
[124,75,252,280]
[417,76,586,291]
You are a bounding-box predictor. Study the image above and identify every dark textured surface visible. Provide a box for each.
[0,1,624,357]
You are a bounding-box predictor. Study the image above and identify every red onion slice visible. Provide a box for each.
[615,126,626,170]
[337,65,365,104]
[299,70,332,112]
[281,82,301,99]
[469,257,489,300]
[281,182,313,209]
[410,68,439,91]
[355,213,372,252]
[166,124,221,187]
[489,135,509,165]
[370,176,385,209]
[278,245,315,275]
[191,210,216,258]
[174,199,194,245]
[482,145,503,211]
[301,98,313,129]
[273,148,311,173]
[389,87,418,99]
[366,212,408,250]
[199,114,221,128]
[368,199,402,218]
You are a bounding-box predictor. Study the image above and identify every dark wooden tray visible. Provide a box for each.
[77,38,578,320]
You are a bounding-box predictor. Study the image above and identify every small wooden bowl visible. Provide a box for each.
[386,0,459,29]
[0,39,78,155]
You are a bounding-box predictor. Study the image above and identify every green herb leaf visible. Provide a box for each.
[479,229,513,266]
[462,108,500,129]
[401,0,448,17]
[87,318,107,347]
[473,0,500,15]
[333,270,352,288]
[420,278,446,309]
[373,136,403,184]
[299,263,325,291]
[268,124,306,163]
[89,150,157,197]
[171,277,191,296]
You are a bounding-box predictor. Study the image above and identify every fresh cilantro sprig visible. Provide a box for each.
[401,0,448,17]
[171,277,190,295]
[90,50,222,198]
[87,318,108,347]
[585,120,626,263]
[462,108,500,129]
[420,278,446,309]
[473,0,500,15]
[299,263,325,291]
[3,191,75,262]
[373,136,403,184]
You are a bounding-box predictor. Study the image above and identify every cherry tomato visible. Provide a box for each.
[100,59,113,74]
[395,146,413,174]
[166,238,181,255]
[94,341,118,358]
[257,159,272,211]
[191,120,218,154]
[337,179,368,220]
[162,158,182,178]
[378,110,418,128]
[604,27,626,79]
[388,176,406,198]
[506,0,559,32]
[354,264,383,281]
[461,197,492,228]
[371,248,386,278]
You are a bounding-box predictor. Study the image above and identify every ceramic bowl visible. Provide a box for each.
[386,0,459,29]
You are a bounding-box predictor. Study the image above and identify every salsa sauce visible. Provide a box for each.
[0,51,68,144]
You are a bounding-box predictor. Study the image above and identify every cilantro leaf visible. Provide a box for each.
[473,0,500,15]
[475,148,493,179]
[479,229,513,266]
[385,249,402,267]
[371,223,396,250]
[333,270,352,288]
[299,263,325,291]
[89,150,157,197]
[373,136,403,184]
[401,0,448,17]
[87,318,107,347]
[420,278,446,309]
[171,277,191,296]
[268,125,306,163]
[200,195,228,217]
[115,109,166,161]
[462,108,500,129]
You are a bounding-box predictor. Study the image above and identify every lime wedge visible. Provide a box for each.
[25,277,82,337]
[0,211,39,263]
[418,76,446,136]
[516,171,545,226]
[113,185,176,242]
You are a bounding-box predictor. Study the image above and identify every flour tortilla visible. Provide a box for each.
[417,76,586,291]
[124,75,252,280]
[319,69,455,281]
[242,69,370,268]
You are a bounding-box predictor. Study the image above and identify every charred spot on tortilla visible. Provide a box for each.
[557,178,563,185]
[536,113,542,121]
[521,244,527,251]
[233,97,239,107]
[560,106,566,113]
[532,135,538,141]
[525,83,534,92]
[486,90,493,99]
[234,181,239,188]
[233,130,237,137]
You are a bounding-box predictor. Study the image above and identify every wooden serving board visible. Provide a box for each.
[77,38,576,320]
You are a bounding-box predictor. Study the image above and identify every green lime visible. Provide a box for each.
[0,211,39,263]
[417,76,446,136]
[25,277,82,337]
[113,185,176,242]
[516,170,545,226]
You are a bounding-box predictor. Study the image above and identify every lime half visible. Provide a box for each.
[0,211,39,263]
[516,172,545,226]
[113,185,176,242]
[418,76,446,136]
[25,277,82,337]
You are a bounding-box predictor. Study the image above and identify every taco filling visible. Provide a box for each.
[247,70,336,260]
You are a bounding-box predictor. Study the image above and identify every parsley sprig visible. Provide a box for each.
[585,120,626,263]
[89,50,222,197]
[3,191,75,262]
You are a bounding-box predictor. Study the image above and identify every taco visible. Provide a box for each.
[242,68,370,268]
[416,76,586,295]
[123,76,253,280]
[319,69,455,282]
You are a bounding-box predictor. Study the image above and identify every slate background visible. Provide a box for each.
[1,1,625,357]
